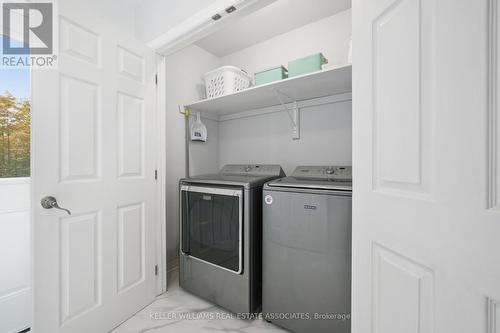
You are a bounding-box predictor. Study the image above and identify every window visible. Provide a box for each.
[0,36,31,178]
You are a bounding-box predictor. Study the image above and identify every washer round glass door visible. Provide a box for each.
[180,185,243,274]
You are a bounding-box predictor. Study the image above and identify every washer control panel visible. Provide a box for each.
[291,166,352,181]
[220,164,285,177]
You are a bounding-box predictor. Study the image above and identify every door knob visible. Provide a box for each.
[40,196,71,215]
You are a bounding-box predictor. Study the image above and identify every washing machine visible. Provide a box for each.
[262,166,352,333]
[179,164,285,314]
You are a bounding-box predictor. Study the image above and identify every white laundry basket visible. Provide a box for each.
[203,66,252,99]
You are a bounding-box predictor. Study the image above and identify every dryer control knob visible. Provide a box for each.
[326,167,335,175]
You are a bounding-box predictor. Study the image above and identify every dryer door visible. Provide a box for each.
[180,185,243,274]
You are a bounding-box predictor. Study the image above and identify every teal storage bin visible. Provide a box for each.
[254,65,288,85]
[288,53,328,77]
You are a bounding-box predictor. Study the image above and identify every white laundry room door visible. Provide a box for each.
[353,0,500,332]
[31,4,158,333]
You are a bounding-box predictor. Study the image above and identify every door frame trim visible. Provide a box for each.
[156,55,168,294]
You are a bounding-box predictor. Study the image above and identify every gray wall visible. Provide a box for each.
[220,9,352,78]
[219,101,352,176]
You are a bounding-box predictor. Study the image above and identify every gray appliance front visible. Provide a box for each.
[262,188,352,333]
[180,185,262,314]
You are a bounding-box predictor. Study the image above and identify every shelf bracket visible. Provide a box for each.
[272,88,300,140]
[290,101,300,140]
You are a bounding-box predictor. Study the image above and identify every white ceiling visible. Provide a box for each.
[195,0,351,57]
[135,0,219,42]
